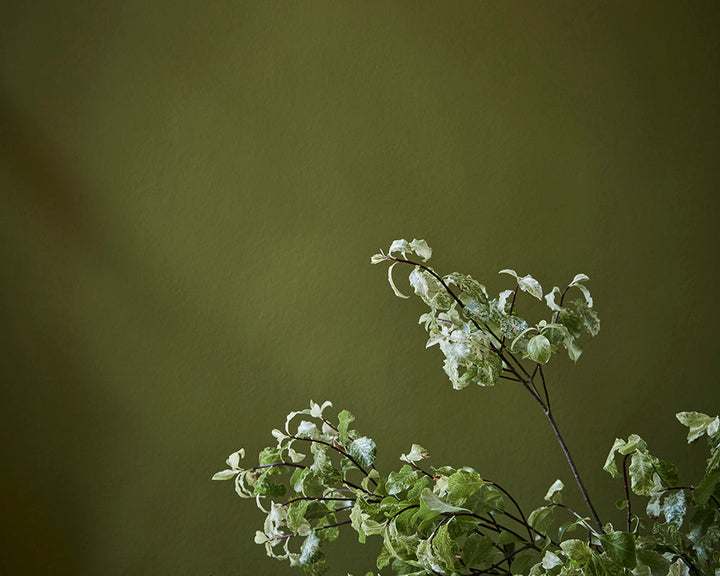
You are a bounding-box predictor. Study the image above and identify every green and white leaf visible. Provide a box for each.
[527,334,552,364]
[349,436,377,468]
[676,411,720,442]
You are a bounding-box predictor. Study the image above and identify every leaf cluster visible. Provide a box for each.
[212,239,719,576]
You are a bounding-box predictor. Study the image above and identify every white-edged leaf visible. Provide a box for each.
[227,449,245,470]
[527,334,552,364]
[400,444,429,464]
[309,400,333,418]
[575,284,593,308]
[388,239,409,257]
[420,489,470,513]
[569,273,590,285]
[409,239,432,261]
[603,438,625,478]
[212,469,238,480]
[545,286,563,311]
[517,274,543,300]
[387,263,410,299]
[497,289,514,311]
[676,411,720,442]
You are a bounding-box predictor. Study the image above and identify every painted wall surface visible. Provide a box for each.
[1,2,719,574]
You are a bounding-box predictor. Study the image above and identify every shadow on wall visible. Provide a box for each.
[0,86,124,574]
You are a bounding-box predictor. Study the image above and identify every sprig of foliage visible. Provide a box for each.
[213,239,720,576]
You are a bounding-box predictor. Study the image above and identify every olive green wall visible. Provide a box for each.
[1,2,718,574]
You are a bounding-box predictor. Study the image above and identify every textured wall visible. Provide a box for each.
[1,2,719,574]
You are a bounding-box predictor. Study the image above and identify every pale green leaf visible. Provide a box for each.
[387,466,418,496]
[518,274,543,300]
[676,411,720,442]
[695,469,720,505]
[212,469,237,481]
[527,334,552,364]
[420,489,470,514]
[618,434,647,455]
[447,468,486,502]
[542,551,563,570]
[461,532,494,567]
[629,451,655,496]
[409,239,432,262]
[401,444,429,464]
[560,539,592,565]
[337,409,355,444]
[544,479,564,503]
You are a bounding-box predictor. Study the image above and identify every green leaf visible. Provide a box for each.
[258,447,284,465]
[635,548,669,573]
[528,505,554,533]
[446,468,486,502]
[527,334,552,364]
[387,466,418,496]
[420,489,470,514]
[604,438,625,478]
[311,450,342,486]
[676,411,720,443]
[560,539,592,566]
[562,334,583,363]
[695,469,720,505]
[287,500,311,533]
[619,434,647,455]
[256,475,287,498]
[433,524,459,572]
[558,518,586,541]
[337,410,355,445]
[461,532,494,568]
[628,451,656,496]
[654,459,679,487]
[598,531,636,569]
[349,436,377,468]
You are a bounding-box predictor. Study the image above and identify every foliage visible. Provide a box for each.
[213,239,720,576]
